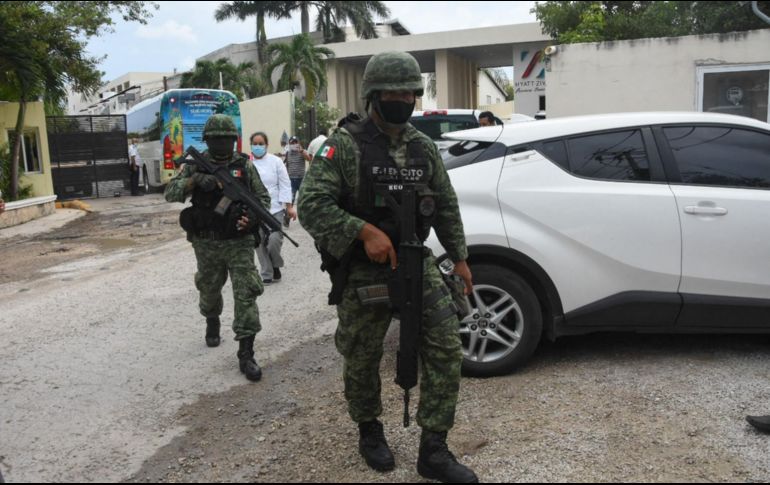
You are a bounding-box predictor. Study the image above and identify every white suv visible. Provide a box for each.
[427,112,770,377]
[411,109,532,152]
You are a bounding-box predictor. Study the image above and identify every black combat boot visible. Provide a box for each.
[747,415,770,432]
[358,420,395,472]
[417,430,478,483]
[237,336,262,381]
[205,317,221,348]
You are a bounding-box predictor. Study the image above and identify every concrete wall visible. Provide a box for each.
[239,91,294,154]
[546,29,770,118]
[0,196,56,229]
[0,101,54,198]
[513,42,549,117]
[68,72,172,115]
[326,60,366,116]
[420,72,508,110]
[479,72,505,106]
[436,50,478,109]
[478,102,514,119]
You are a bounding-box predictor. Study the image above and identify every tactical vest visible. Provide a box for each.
[340,116,436,249]
[179,155,252,240]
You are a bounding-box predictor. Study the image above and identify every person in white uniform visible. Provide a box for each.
[249,131,296,284]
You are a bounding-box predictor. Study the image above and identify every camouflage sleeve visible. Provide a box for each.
[246,162,271,211]
[297,134,366,260]
[164,164,194,203]
[427,141,468,262]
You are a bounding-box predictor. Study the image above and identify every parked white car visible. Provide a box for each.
[411,109,488,152]
[427,112,770,376]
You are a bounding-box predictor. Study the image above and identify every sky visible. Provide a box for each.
[87,1,538,82]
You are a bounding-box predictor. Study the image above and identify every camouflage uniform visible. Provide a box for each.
[298,106,468,432]
[164,125,270,341]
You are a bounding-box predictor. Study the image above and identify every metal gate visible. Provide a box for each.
[47,115,130,199]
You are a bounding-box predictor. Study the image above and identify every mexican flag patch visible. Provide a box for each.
[320,145,335,159]
[231,169,242,178]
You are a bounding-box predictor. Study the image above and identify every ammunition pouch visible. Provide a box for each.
[442,273,471,319]
[318,244,355,305]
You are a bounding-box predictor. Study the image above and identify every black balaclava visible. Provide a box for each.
[371,95,415,130]
[205,136,236,161]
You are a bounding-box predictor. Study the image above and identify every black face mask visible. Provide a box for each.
[205,137,235,161]
[373,99,415,126]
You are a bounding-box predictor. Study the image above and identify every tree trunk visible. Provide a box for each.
[257,12,267,66]
[10,99,27,200]
[301,5,309,34]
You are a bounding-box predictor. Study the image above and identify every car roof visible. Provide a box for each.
[442,111,770,145]
[412,109,479,117]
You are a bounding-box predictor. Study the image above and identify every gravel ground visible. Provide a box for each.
[2,194,770,482]
[127,330,770,483]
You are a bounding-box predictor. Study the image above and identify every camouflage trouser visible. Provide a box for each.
[335,253,463,432]
[192,236,264,340]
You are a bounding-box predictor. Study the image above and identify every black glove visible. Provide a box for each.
[192,172,218,192]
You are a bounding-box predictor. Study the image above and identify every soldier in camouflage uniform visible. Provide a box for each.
[298,52,478,483]
[164,114,270,382]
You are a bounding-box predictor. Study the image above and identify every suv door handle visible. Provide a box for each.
[508,152,535,163]
[684,205,728,216]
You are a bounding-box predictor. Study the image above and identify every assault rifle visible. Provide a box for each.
[180,146,299,247]
[376,180,430,428]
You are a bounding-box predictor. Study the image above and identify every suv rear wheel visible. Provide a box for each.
[460,264,542,377]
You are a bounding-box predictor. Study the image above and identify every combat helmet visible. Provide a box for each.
[203,114,238,139]
[361,51,424,100]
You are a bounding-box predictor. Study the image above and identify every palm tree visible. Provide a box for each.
[280,1,389,41]
[314,1,391,43]
[180,59,270,100]
[264,34,334,102]
[280,1,314,34]
[214,2,289,66]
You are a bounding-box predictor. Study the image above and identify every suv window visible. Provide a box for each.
[443,141,509,171]
[532,139,569,171]
[567,129,651,181]
[663,126,770,188]
[411,115,478,141]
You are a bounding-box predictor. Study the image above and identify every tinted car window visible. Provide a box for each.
[411,115,478,141]
[532,139,569,170]
[664,126,770,188]
[443,140,498,170]
[567,130,650,181]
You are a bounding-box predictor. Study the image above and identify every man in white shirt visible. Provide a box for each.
[306,127,328,161]
[250,131,296,284]
[128,138,143,196]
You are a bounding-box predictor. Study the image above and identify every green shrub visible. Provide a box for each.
[0,143,33,201]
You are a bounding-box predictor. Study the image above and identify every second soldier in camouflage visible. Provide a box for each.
[165,114,270,382]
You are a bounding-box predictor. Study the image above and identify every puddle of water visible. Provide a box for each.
[80,238,137,250]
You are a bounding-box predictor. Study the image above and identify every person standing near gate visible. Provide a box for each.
[128,138,143,196]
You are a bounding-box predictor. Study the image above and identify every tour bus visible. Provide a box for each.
[126,89,242,191]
